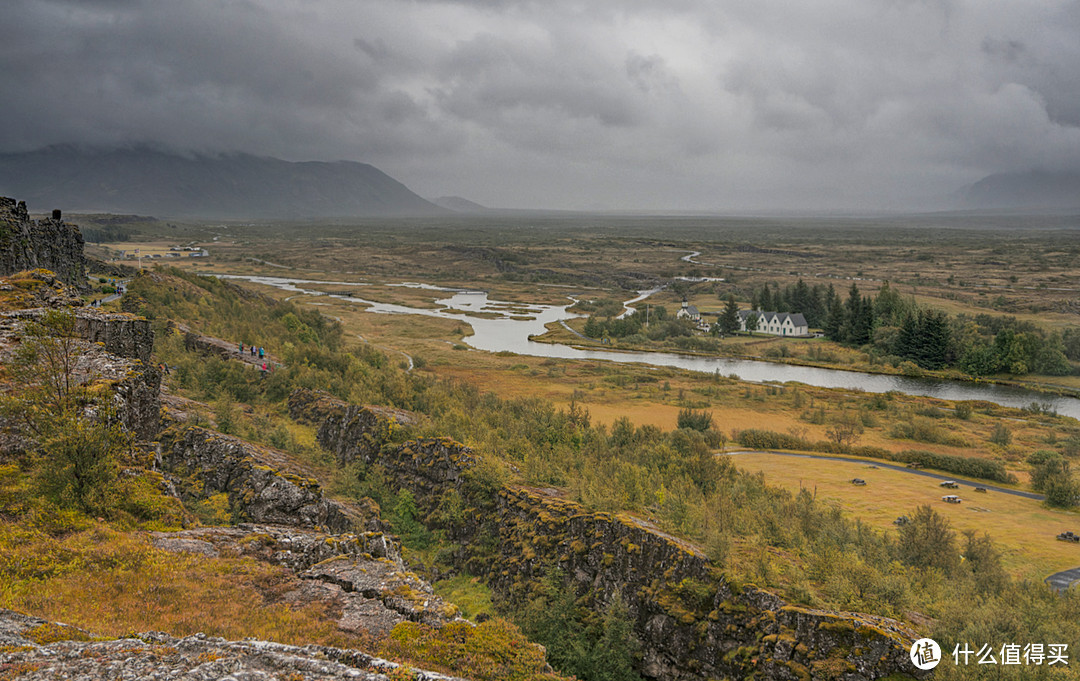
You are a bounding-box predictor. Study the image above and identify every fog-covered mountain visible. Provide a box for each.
[0,146,446,219]
[959,169,1080,210]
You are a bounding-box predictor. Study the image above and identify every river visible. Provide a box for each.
[215,274,1080,420]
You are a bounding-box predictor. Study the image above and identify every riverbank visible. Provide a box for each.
[184,272,1080,421]
[532,318,1080,403]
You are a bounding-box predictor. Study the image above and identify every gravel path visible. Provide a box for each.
[1045,566,1080,594]
[559,319,599,343]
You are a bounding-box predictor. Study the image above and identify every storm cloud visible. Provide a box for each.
[3,0,1079,210]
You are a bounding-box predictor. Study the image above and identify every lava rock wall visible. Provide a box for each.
[0,197,86,288]
[289,388,924,681]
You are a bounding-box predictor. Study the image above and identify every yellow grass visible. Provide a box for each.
[0,523,362,648]
[731,452,1080,582]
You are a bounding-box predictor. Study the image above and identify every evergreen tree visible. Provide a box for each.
[841,284,862,344]
[770,282,786,312]
[823,294,844,341]
[854,294,875,346]
[823,283,838,312]
[718,294,740,336]
[804,283,825,328]
[791,279,811,317]
[919,310,951,370]
[758,284,772,312]
[894,313,919,363]
[873,281,903,326]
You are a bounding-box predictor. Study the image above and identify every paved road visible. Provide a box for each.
[1045,566,1080,594]
[722,450,1045,500]
[91,278,130,305]
[559,319,600,344]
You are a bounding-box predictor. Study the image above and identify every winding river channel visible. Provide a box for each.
[218,274,1080,420]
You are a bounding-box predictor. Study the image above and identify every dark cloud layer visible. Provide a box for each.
[3,0,1079,210]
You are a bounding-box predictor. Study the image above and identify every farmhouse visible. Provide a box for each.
[738,309,809,336]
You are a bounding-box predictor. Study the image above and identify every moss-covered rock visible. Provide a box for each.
[290,388,926,681]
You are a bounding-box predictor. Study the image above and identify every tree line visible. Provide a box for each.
[823,282,1074,376]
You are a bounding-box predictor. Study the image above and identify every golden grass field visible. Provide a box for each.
[731,452,1079,582]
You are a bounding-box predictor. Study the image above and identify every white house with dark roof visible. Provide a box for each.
[738,309,808,336]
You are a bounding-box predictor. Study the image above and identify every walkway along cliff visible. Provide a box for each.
[289,388,927,681]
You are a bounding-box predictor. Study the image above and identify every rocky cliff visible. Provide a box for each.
[0,197,86,288]
[75,310,155,363]
[289,388,925,681]
[158,425,366,534]
[151,523,462,635]
[0,307,161,441]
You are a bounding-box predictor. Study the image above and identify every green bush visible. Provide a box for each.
[736,429,812,451]
[888,450,1016,483]
[676,408,713,432]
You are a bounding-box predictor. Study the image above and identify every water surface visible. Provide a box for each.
[217,274,1080,420]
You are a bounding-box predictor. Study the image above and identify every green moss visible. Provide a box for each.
[24,622,93,645]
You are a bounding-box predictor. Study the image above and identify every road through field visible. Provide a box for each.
[721,450,1044,500]
[725,449,1080,592]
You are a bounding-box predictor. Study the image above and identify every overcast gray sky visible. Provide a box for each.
[3,0,1079,211]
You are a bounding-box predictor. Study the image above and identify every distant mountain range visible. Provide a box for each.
[0,146,447,219]
[958,169,1080,210]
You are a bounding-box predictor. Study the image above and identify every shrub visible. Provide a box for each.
[737,429,812,451]
[888,450,1016,484]
[989,423,1011,447]
[677,408,713,432]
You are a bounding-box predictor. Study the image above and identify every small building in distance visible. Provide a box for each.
[676,300,701,322]
[677,300,714,332]
[738,309,809,336]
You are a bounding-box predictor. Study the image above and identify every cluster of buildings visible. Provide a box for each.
[119,247,209,260]
[675,301,810,337]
